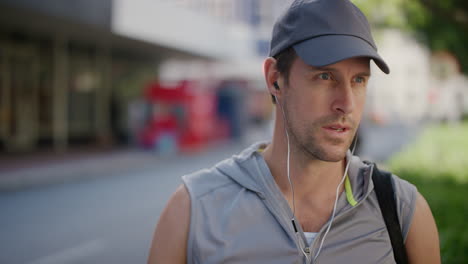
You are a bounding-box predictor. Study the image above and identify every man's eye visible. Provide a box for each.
[355,76,366,83]
[318,73,331,80]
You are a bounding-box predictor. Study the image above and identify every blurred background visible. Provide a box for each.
[0,0,466,263]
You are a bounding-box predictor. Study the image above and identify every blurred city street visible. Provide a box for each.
[0,0,466,262]
[0,142,245,264]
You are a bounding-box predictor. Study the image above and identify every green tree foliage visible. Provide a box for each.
[353,0,468,73]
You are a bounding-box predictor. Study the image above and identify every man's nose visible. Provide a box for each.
[331,82,355,115]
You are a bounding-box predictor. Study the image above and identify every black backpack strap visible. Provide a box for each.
[371,163,409,264]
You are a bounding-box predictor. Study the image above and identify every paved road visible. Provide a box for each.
[0,143,246,264]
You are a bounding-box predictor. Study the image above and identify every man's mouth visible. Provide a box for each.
[323,124,351,133]
[330,127,345,132]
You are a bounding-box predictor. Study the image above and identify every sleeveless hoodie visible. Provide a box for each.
[182,142,417,264]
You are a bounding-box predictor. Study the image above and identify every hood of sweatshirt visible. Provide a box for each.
[213,141,375,206]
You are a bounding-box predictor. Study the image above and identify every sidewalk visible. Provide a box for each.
[0,141,244,192]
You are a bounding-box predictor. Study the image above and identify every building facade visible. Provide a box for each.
[0,0,290,153]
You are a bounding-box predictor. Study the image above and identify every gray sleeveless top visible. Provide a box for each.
[182,142,417,264]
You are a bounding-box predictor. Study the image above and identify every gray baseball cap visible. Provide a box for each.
[269,0,390,74]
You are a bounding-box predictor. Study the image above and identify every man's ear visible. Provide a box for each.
[264,57,281,98]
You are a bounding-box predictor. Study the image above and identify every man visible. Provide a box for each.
[148,0,440,263]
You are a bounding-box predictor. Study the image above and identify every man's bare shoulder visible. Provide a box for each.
[147,184,190,264]
[405,192,440,264]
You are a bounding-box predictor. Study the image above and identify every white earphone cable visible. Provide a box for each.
[286,128,315,261]
[313,134,358,261]
[277,96,310,261]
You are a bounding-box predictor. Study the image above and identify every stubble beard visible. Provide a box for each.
[285,107,356,163]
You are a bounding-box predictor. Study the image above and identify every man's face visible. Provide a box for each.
[280,56,370,162]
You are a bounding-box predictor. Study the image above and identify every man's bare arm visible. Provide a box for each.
[147,184,191,264]
[405,192,440,264]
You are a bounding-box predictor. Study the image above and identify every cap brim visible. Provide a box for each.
[293,35,390,74]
